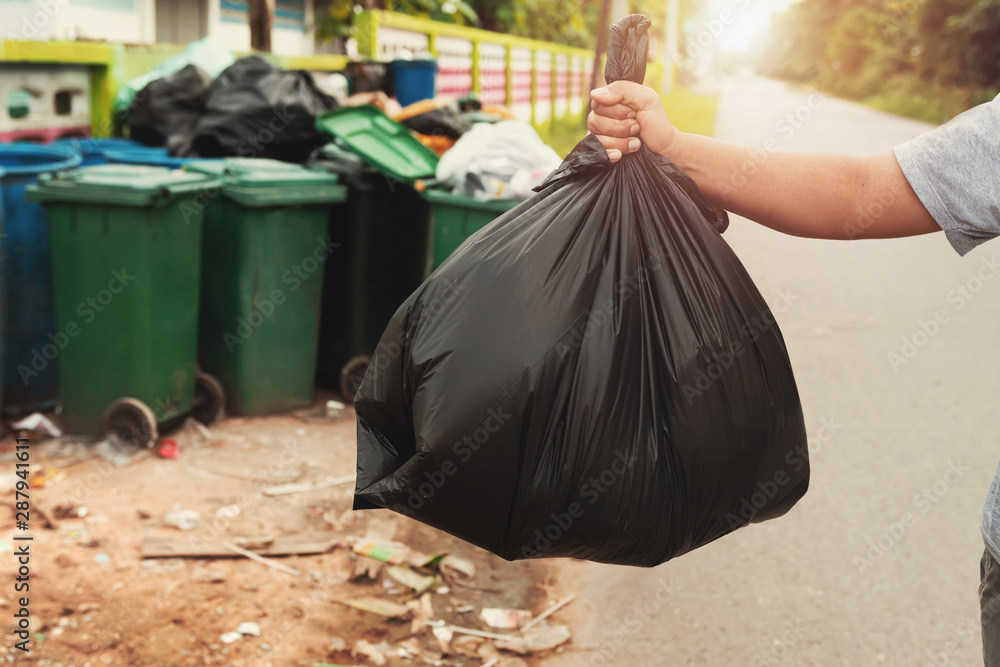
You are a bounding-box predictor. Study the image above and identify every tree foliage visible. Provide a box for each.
[757,0,1000,120]
[317,0,688,53]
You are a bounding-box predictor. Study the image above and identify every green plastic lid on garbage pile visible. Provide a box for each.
[26,164,221,207]
[184,157,346,206]
[315,106,440,186]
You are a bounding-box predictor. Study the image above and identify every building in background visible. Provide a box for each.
[0,0,315,55]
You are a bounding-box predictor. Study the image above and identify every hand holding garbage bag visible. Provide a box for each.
[353,14,809,567]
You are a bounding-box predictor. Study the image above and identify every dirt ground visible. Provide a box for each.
[0,397,579,667]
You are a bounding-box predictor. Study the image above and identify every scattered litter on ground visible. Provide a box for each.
[94,434,143,466]
[162,509,201,531]
[520,593,577,632]
[343,596,412,619]
[351,538,441,569]
[157,438,180,459]
[62,526,88,542]
[495,622,573,653]
[439,624,511,641]
[12,413,62,439]
[451,633,484,657]
[141,558,185,573]
[33,503,58,529]
[8,406,561,664]
[222,541,301,576]
[292,399,350,423]
[237,621,260,636]
[431,624,453,652]
[387,564,436,594]
[141,533,336,558]
[29,466,67,489]
[53,504,86,519]
[352,639,390,666]
[261,475,354,497]
[480,608,532,629]
[439,553,476,581]
[351,555,383,582]
[215,504,241,518]
[190,566,226,583]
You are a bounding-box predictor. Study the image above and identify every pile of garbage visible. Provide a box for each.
[331,539,575,665]
[118,40,339,164]
[116,39,562,201]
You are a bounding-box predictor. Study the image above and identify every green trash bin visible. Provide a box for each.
[313,108,519,398]
[315,106,518,272]
[27,165,225,444]
[420,189,519,268]
[308,143,432,398]
[186,158,346,416]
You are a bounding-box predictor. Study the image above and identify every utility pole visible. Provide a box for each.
[661,0,678,93]
[591,0,613,90]
[248,0,274,52]
[610,0,629,23]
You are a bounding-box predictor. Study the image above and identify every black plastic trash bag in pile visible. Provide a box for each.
[128,64,212,157]
[353,15,809,567]
[192,56,339,163]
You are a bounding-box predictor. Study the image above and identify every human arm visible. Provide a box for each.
[588,81,941,241]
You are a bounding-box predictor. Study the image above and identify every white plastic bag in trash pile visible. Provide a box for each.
[435,121,564,201]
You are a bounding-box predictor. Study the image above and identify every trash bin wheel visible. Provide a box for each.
[103,398,159,449]
[340,355,371,401]
[191,371,225,425]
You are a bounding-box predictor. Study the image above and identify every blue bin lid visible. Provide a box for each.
[392,59,437,69]
[53,137,143,158]
[0,143,81,176]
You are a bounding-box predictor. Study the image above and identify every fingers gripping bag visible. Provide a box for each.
[353,15,809,567]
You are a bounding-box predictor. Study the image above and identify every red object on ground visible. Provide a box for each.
[158,439,180,459]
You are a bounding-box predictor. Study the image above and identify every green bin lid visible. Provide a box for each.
[315,106,439,186]
[185,157,346,206]
[26,164,221,207]
[420,188,520,212]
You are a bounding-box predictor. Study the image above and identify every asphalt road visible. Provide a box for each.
[542,76,1000,666]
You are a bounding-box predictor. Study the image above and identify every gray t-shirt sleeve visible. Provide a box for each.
[893,94,1000,256]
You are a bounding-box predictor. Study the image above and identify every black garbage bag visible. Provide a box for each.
[397,100,470,140]
[128,64,212,156]
[191,55,338,163]
[353,14,809,567]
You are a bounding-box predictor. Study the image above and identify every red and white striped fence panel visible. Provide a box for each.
[435,35,473,98]
[533,49,552,124]
[376,27,430,60]
[477,42,507,106]
[570,54,584,116]
[554,52,568,119]
[510,46,532,122]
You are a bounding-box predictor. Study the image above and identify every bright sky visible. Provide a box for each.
[706,0,800,54]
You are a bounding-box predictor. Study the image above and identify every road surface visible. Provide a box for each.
[542,77,1000,666]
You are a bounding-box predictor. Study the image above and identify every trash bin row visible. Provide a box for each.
[0,108,520,439]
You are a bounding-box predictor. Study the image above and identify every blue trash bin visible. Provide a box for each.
[105,147,221,170]
[0,143,81,414]
[53,137,144,166]
[0,165,5,416]
[392,60,437,107]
